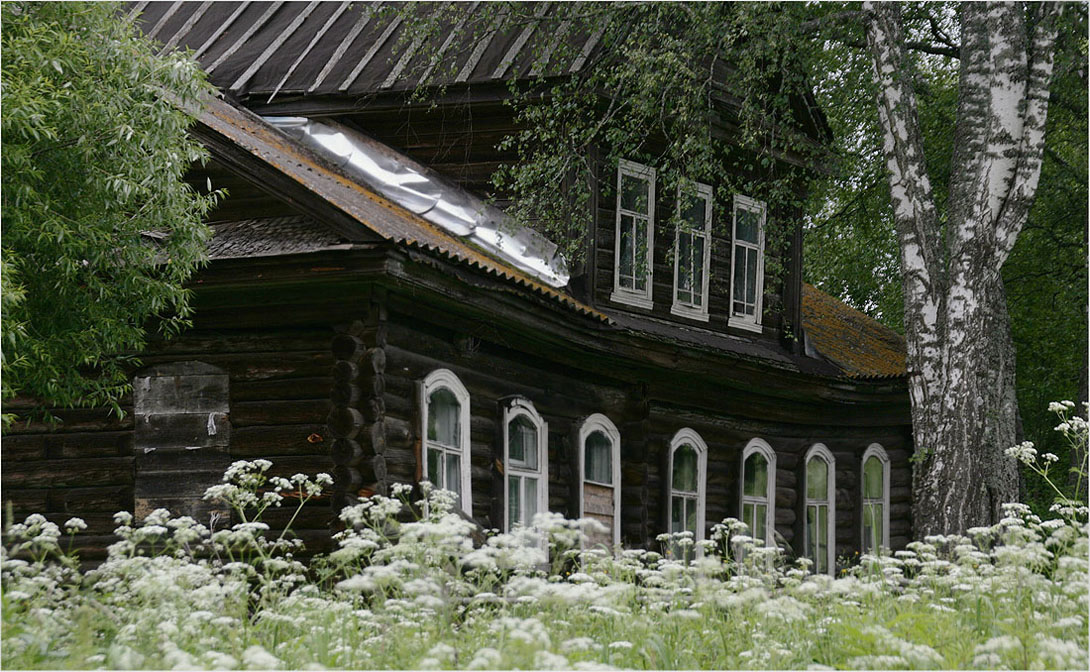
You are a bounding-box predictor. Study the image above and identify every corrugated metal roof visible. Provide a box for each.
[800,283,907,380]
[128,2,604,101]
[196,94,609,322]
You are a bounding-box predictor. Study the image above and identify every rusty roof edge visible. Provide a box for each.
[192,93,608,323]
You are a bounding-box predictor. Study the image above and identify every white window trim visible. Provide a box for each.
[667,428,708,543]
[417,369,472,515]
[740,438,776,546]
[577,413,622,547]
[502,397,549,532]
[727,194,766,333]
[670,182,713,322]
[611,159,656,310]
[803,443,836,575]
[861,443,891,551]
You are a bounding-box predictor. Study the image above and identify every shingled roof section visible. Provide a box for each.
[800,283,907,380]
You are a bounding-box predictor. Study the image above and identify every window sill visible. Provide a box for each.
[610,288,654,310]
[728,318,763,334]
[670,302,710,322]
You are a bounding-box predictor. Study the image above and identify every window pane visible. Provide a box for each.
[427,447,440,485]
[743,452,768,497]
[863,503,882,552]
[672,445,698,493]
[428,388,459,445]
[525,477,538,522]
[693,236,705,306]
[678,232,692,293]
[817,505,828,573]
[735,207,760,244]
[685,499,696,534]
[742,502,754,535]
[733,246,747,306]
[621,174,649,213]
[745,247,758,307]
[806,505,818,563]
[509,475,521,528]
[671,496,684,533]
[807,457,828,500]
[634,217,648,291]
[619,214,634,286]
[445,452,461,497]
[509,416,537,469]
[864,456,884,499]
[585,431,612,484]
[753,504,767,542]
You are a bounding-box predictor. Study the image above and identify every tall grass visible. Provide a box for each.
[3,407,1087,670]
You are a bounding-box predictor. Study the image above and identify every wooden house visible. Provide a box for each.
[1,2,913,571]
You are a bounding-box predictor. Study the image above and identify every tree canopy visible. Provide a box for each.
[1,1,219,416]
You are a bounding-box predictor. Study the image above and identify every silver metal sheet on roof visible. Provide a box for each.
[264,116,569,288]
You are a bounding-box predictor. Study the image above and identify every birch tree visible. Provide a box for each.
[864,2,1062,534]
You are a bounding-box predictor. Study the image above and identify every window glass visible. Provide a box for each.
[743,452,768,497]
[672,445,698,492]
[735,208,760,243]
[619,214,634,286]
[427,447,440,485]
[863,503,883,553]
[444,452,461,496]
[743,501,767,542]
[508,416,538,469]
[621,174,649,213]
[508,475,520,528]
[585,431,613,484]
[692,236,705,306]
[864,456,884,499]
[524,477,538,521]
[807,504,828,573]
[634,217,648,291]
[733,246,748,313]
[807,458,828,500]
[428,388,459,446]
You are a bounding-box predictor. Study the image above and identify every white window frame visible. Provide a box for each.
[667,428,708,543]
[577,413,622,546]
[861,443,891,552]
[502,397,549,531]
[417,369,472,515]
[671,182,713,322]
[611,159,656,310]
[740,438,776,546]
[803,443,836,575]
[727,194,766,333]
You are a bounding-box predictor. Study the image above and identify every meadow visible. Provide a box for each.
[2,405,1087,670]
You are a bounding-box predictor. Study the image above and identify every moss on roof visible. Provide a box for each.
[801,283,907,379]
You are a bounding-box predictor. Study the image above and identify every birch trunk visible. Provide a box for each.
[864,2,1060,535]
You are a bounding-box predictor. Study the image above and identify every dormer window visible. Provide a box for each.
[611,160,655,309]
[671,182,712,321]
[729,195,766,332]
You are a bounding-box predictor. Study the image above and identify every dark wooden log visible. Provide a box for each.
[1,458,134,489]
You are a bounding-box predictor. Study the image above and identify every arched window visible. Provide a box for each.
[741,439,776,545]
[804,444,836,574]
[502,398,548,531]
[418,369,471,514]
[668,428,708,543]
[578,414,622,548]
[861,443,890,552]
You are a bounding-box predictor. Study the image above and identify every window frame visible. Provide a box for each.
[577,413,622,546]
[417,369,472,514]
[740,438,777,545]
[728,194,767,333]
[803,443,836,575]
[611,159,656,310]
[667,428,708,543]
[501,397,549,531]
[671,182,713,322]
[861,443,891,552]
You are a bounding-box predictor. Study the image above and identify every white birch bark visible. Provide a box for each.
[863,1,1060,535]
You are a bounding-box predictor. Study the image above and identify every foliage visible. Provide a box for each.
[801,3,1088,510]
[398,2,827,306]
[3,414,1088,670]
[1,2,220,415]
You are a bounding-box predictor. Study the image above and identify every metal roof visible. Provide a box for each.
[128,2,605,102]
[195,94,609,322]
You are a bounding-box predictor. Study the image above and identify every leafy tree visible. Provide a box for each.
[1,2,219,416]
[804,5,1088,513]
[402,2,1074,533]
